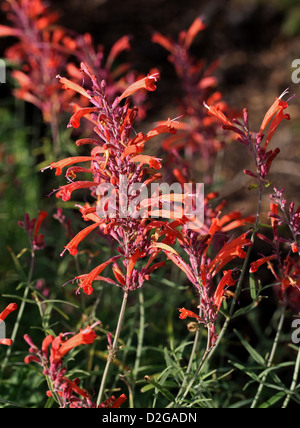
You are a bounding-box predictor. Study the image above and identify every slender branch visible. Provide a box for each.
[2,249,36,372]
[282,344,300,408]
[96,290,129,406]
[133,289,145,381]
[251,305,285,408]
[175,325,212,406]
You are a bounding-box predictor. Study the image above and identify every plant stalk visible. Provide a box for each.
[96,290,129,406]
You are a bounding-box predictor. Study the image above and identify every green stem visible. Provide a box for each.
[251,306,285,408]
[133,289,145,381]
[96,290,129,406]
[2,250,35,372]
[175,326,212,406]
[282,344,300,408]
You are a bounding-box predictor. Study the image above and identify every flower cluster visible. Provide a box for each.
[0,0,148,151]
[153,17,232,184]
[204,89,291,187]
[18,211,48,251]
[43,63,179,295]
[250,189,300,313]
[24,324,126,408]
[167,194,254,347]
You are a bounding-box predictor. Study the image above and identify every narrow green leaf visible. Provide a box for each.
[234,329,265,366]
[259,391,285,408]
[249,273,257,301]
[144,375,175,402]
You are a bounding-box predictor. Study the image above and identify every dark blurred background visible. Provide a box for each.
[1,0,300,225]
[47,0,300,211]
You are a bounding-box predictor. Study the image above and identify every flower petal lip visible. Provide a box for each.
[0,303,18,322]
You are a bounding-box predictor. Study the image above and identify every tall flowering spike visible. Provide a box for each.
[43,62,174,297]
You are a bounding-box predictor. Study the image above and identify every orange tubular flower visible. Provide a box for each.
[258,91,291,149]
[250,255,277,273]
[183,17,206,49]
[213,270,236,311]
[56,181,97,202]
[152,32,174,53]
[218,211,256,233]
[0,303,17,346]
[259,98,288,134]
[61,221,102,256]
[130,155,162,170]
[110,394,127,409]
[209,233,252,276]
[178,307,201,321]
[264,109,290,149]
[116,72,160,103]
[46,156,96,176]
[50,325,97,364]
[33,211,48,240]
[0,25,22,37]
[57,76,92,100]
[105,35,131,69]
[203,102,235,128]
[76,256,121,295]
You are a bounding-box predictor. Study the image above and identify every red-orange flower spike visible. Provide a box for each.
[117,72,160,103]
[178,307,201,321]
